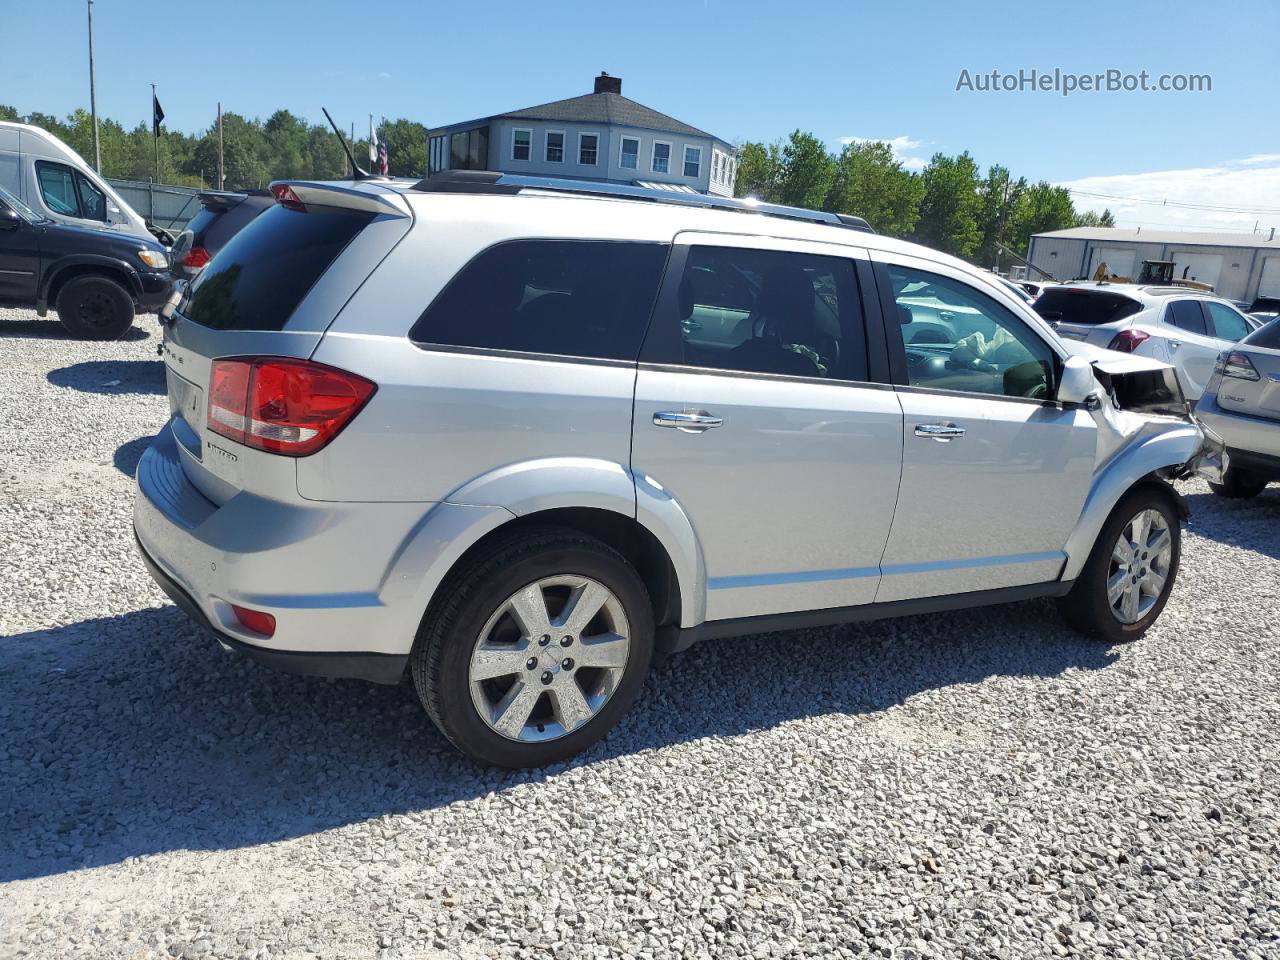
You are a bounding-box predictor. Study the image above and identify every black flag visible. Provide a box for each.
[152,93,164,137]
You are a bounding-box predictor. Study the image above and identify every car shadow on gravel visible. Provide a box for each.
[1,599,1117,882]
[113,436,153,476]
[1181,486,1280,560]
[47,359,166,395]
[0,317,152,341]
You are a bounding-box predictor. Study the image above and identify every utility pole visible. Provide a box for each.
[216,103,224,190]
[86,0,101,172]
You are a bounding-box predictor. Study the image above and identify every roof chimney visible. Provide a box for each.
[594,71,622,95]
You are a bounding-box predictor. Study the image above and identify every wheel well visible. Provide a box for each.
[1131,473,1190,520]
[46,264,136,309]
[442,507,683,632]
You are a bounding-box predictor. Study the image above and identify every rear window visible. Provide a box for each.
[1167,300,1208,336]
[410,240,669,362]
[183,207,220,239]
[1033,287,1143,325]
[183,203,373,331]
[1243,317,1280,350]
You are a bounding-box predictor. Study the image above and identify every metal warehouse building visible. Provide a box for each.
[1026,227,1280,303]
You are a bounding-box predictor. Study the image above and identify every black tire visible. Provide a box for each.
[411,527,654,768]
[55,275,135,340]
[1208,467,1269,500]
[1056,485,1181,644]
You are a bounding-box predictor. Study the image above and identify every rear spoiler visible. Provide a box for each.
[267,180,410,217]
[198,191,248,212]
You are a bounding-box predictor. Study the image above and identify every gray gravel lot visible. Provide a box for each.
[1,307,1278,960]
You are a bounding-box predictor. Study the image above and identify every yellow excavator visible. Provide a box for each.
[1091,259,1214,292]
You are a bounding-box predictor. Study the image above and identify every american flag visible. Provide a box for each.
[377,137,389,176]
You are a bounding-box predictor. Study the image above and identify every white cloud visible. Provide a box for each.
[1058,157,1280,233]
[377,71,393,80]
[839,134,927,171]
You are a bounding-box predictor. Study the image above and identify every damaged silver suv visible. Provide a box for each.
[133,172,1223,767]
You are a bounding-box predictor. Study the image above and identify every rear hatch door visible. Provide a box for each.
[1215,321,1280,422]
[1034,286,1143,344]
[161,183,411,504]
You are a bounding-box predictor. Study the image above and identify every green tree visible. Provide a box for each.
[825,140,924,237]
[380,119,428,178]
[975,163,1027,267]
[0,105,19,122]
[1010,181,1078,253]
[914,152,983,258]
[1075,207,1116,227]
[776,131,835,210]
[733,141,782,200]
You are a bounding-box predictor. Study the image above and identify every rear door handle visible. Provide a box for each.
[914,423,965,441]
[654,410,723,432]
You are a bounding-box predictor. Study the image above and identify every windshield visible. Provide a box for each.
[0,184,44,223]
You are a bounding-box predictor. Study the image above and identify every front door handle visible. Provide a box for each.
[914,422,965,442]
[1168,339,1181,351]
[654,410,723,432]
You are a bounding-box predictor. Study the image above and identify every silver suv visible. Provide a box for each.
[134,173,1221,767]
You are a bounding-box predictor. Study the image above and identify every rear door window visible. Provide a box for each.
[182,202,374,331]
[1204,302,1250,342]
[1033,287,1142,325]
[1167,300,1208,335]
[411,240,669,362]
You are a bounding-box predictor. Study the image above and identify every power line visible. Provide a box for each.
[1067,188,1280,216]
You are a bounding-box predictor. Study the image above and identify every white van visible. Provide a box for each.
[0,121,153,241]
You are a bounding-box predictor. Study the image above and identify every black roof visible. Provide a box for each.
[434,91,726,143]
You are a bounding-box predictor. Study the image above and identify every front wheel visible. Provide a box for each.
[411,528,654,768]
[1056,487,1181,643]
[56,275,135,340]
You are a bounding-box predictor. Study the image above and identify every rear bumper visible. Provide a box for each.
[131,421,433,683]
[135,530,407,684]
[1194,391,1280,469]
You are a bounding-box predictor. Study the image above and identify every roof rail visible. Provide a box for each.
[411,171,875,233]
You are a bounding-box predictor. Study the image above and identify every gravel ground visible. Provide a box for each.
[2,307,1278,960]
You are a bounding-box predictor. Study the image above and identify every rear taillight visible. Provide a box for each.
[182,246,211,268]
[207,357,376,457]
[230,604,276,638]
[1108,329,1150,353]
[1216,350,1260,381]
[270,183,305,211]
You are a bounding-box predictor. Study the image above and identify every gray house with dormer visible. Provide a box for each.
[426,73,737,197]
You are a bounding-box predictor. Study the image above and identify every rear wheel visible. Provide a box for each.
[1208,467,1269,499]
[1056,486,1181,643]
[56,275,135,340]
[411,528,653,768]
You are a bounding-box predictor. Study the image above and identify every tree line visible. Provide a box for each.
[734,132,1114,262]
[1,106,1113,263]
[0,104,428,192]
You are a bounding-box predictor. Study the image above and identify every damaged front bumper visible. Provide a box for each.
[1178,419,1228,485]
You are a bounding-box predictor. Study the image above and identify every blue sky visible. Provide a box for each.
[6,0,1278,231]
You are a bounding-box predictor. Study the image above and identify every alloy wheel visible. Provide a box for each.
[1108,508,1173,624]
[468,575,631,743]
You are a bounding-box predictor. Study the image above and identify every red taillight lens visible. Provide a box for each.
[206,357,376,457]
[1107,329,1150,353]
[270,183,305,210]
[230,604,276,637]
[182,246,211,268]
[1217,351,1261,381]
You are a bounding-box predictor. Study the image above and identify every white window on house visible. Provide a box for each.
[652,141,671,174]
[579,133,599,166]
[512,128,531,162]
[546,131,565,163]
[684,146,702,179]
[713,152,723,183]
[620,136,640,170]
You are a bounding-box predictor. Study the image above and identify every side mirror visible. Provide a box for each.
[1057,354,1097,406]
[0,207,20,231]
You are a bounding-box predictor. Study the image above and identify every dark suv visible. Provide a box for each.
[0,184,171,339]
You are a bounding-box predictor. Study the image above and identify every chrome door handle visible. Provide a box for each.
[653,410,723,432]
[914,423,965,441]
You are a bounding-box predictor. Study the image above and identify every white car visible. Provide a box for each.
[1034,283,1256,399]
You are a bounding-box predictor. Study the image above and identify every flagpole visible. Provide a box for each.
[151,83,160,182]
[87,0,100,172]
[216,103,224,191]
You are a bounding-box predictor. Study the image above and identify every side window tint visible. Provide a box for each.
[75,173,107,221]
[36,163,80,217]
[659,246,867,381]
[411,240,669,362]
[1205,302,1249,342]
[888,264,1057,399]
[1168,300,1208,335]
